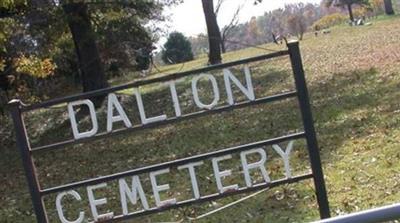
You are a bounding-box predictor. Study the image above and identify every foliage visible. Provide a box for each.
[135,47,153,71]
[324,0,370,7]
[0,0,181,107]
[324,0,370,21]
[285,4,313,40]
[189,2,322,55]
[90,2,161,72]
[313,13,348,30]
[369,0,385,15]
[0,58,5,72]
[14,55,56,79]
[162,32,194,64]
[352,7,370,18]
[189,34,209,57]
[0,0,27,18]
[246,16,263,44]
[51,33,80,81]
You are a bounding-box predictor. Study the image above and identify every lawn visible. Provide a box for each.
[1,15,400,223]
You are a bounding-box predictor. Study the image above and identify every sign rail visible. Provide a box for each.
[106,173,314,223]
[31,90,298,152]
[21,50,289,112]
[9,41,330,223]
[39,131,306,196]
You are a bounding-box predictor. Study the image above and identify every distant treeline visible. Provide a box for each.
[188,0,389,57]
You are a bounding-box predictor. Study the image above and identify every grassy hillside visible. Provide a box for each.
[1,15,400,222]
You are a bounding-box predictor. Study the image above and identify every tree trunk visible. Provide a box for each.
[220,41,226,53]
[384,0,395,15]
[299,33,304,41]
[347,3,354,22]
[201,0,222,65]
[62,3,108,107]
[220,35,226,53]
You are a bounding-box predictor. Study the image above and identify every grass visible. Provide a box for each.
[1,15,400,222]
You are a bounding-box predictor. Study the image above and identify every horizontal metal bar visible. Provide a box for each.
[40,132,305,195]
[22,51,289,112]
[31,91,297,153]
[313,203,400,223]
[106,173,313,222]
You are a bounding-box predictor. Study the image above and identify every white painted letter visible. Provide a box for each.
[178,161,204,199]
[240,148,270,187]
[56,190,84,223]
[192,74,220,110]
[212,155,238,193]
[134,88,167,124]
[223,66,255,105]
[169,81,182,117]
[68,100,98,140]
[119,176,149,215]
[149,168,176,207]
[87,183,113,221]
[272,141,294,178]
[107,93,132,132]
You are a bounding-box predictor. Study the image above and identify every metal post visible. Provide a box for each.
[287,41,331,219]
[8,100,48,223]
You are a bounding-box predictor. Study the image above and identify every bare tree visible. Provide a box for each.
[201,0,222,65]
[214,0,224,16]
[285,4,308,40]
[219,3,243,53]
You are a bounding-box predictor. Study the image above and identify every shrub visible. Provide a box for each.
[162,32,194,64]
[369,0,385,15]
[353,7,370,18]
[312,13,348,30]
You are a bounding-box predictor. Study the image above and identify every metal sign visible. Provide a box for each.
[9,41,330,222]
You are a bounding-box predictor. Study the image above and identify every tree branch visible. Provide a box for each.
[215,0,224,16]
[221,4,242,43]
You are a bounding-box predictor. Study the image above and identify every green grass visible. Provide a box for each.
[2,15,400,222]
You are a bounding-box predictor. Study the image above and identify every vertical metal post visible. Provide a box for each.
[287,41,331,219]
[8,100,48,223]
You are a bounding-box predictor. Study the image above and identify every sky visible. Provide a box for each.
[164,0,322,37]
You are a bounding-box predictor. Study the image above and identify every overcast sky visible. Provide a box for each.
[164,0,322,37]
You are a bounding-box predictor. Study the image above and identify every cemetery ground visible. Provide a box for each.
[1,15,400,222]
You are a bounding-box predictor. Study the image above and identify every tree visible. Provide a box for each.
[217,0,243,53]
[0,0,61,103]
[0,0,179,107]
[62,0,173,105]
[246,16,262,45]
[286,4,309,40]
[162,32,194,64]
[383,0,394,15]
[287,15,307,40]
[189,33,209,57]
[92,1,165,74]
[190,2,324,52]
[325,0,370,22]
[63,3,108,106]
[201,0,222,65]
